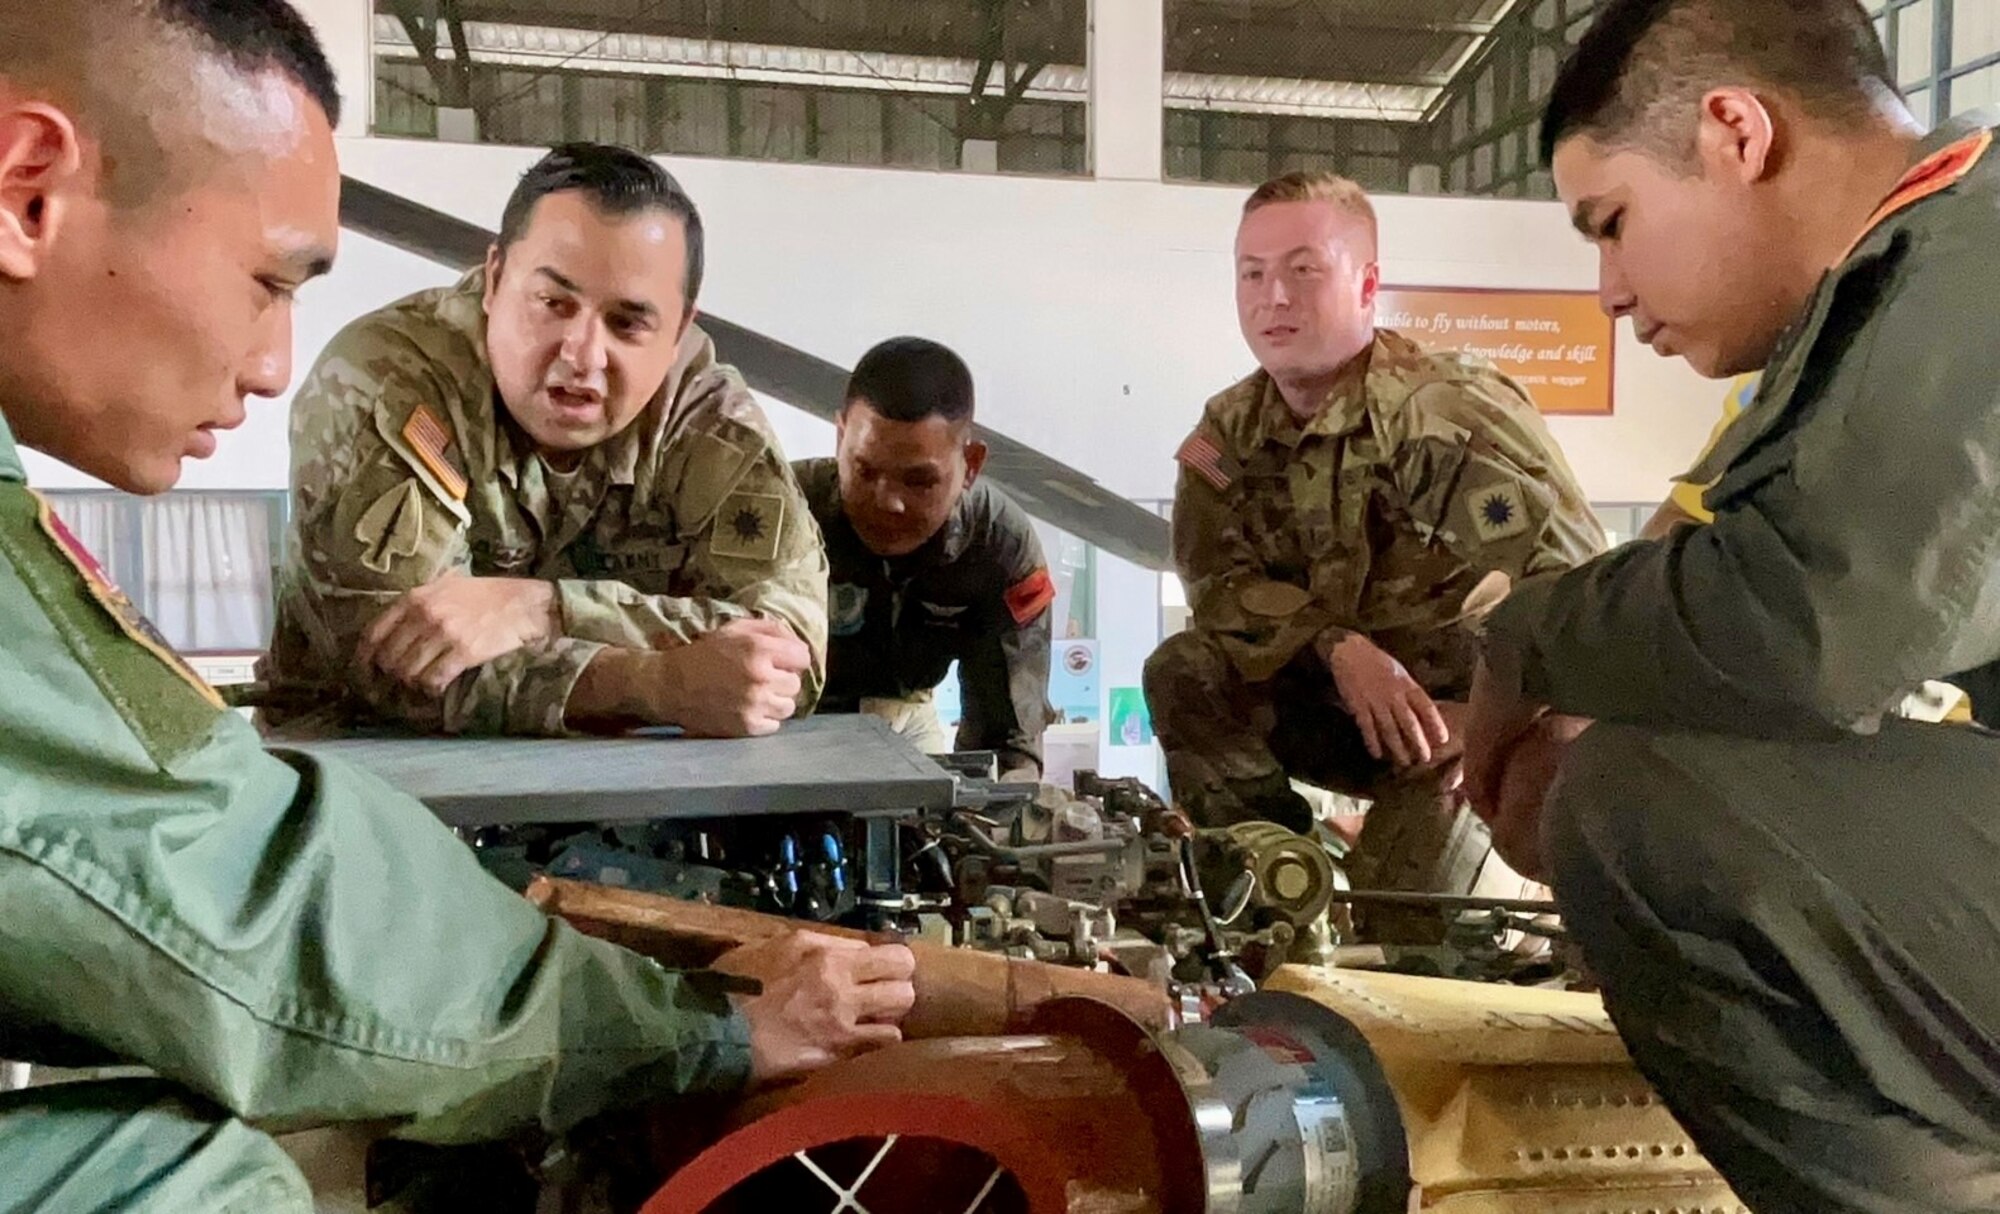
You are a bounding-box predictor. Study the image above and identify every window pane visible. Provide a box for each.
[815,92,886,166]
[657,81,729,159]
[1949,64,2000,116]
[1905,86,1932,127]
[371,1,1084,177]
[1898,0,1935,86]
[738,87,810,163]
[1347,155,1403,192]
[374,60,438,139]
[884,96,959,171]
[572,76,646,150]
[143,496,279,651]
[480,69,565,147]
[1955,0,2000,67]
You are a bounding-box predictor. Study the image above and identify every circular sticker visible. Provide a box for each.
[829,583,869,637]
[1063,644,1094,675]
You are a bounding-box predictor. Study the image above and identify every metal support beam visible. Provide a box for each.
[1089,0,1166,180]
[1181,1,1500,39]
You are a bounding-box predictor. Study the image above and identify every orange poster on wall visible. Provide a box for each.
[1376,286,1615,415]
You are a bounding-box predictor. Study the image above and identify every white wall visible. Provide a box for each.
[299,136,1720,789]
[331,137,1718,505]
[25,135,1719,501]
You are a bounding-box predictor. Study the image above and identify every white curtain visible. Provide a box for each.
[141,496,274,651]
[45,494,124,577]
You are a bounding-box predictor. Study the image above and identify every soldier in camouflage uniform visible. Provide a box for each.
[1147,171,1603,929]
[262,144,826,739]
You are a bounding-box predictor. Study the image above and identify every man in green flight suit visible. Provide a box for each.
[261,142,828,740]
[0,4,913,1211]
[1465,0,2000,1208]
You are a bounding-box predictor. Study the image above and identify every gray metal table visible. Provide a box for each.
[277,715,958,828]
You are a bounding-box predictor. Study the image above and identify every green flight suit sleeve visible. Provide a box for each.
[1487,218,2000,733]
[556,393,829,710]
[954,503,1053,778]
[1393,373,1606,583]
[277,324,603,736]
[1173,449,1338,684]
[0,482,750,1143]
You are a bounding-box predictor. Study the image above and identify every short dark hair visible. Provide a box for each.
[844,337,976,425]
[160,0,342,128]
[497,143,706,306]
[1540,0,1894,167]
[1,1,342,207]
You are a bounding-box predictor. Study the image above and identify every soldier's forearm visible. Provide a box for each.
[557,578,755,649]
[565,647,687,729]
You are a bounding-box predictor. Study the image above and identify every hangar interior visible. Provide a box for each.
[5,2,1998,1212]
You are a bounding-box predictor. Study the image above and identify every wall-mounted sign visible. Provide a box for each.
[1376,286,1615,416]
[1050,640,1100,725]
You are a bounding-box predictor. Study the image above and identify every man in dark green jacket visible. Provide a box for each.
[1466,1,2000,1209]
[0,5,912,1211]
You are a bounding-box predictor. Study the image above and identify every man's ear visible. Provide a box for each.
[481,243,504,313]
[0,103,83,282]
[1697,86,1779,185]
[1358,260,1381,310]
[963,438,989,485]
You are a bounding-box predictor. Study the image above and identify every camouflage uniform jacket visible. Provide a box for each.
[265,270,828,735]
[795,457,1054,776]
[1174,328,1605,694]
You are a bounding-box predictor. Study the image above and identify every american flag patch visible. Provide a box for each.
[401,405,468,501]
[1176,429,1238,492]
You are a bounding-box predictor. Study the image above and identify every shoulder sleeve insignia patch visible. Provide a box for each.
[1005,567,1056,626]
[353,479,427,574]
[401,404,468,502]
[33,493,225,711]
[1176,428,1241,492]
[1468,480,1531,543]
[710,491,786,562]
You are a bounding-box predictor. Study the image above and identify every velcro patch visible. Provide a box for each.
[1468,480,1531,543]
[401,405,468,502]
[710,491,785,562]
[829,583,869,637]
[353,479,426,574]
[1005,567,1056,626]
[1239,581,1314,618]
[1176,429,1240,492]
[35,494,225,711]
